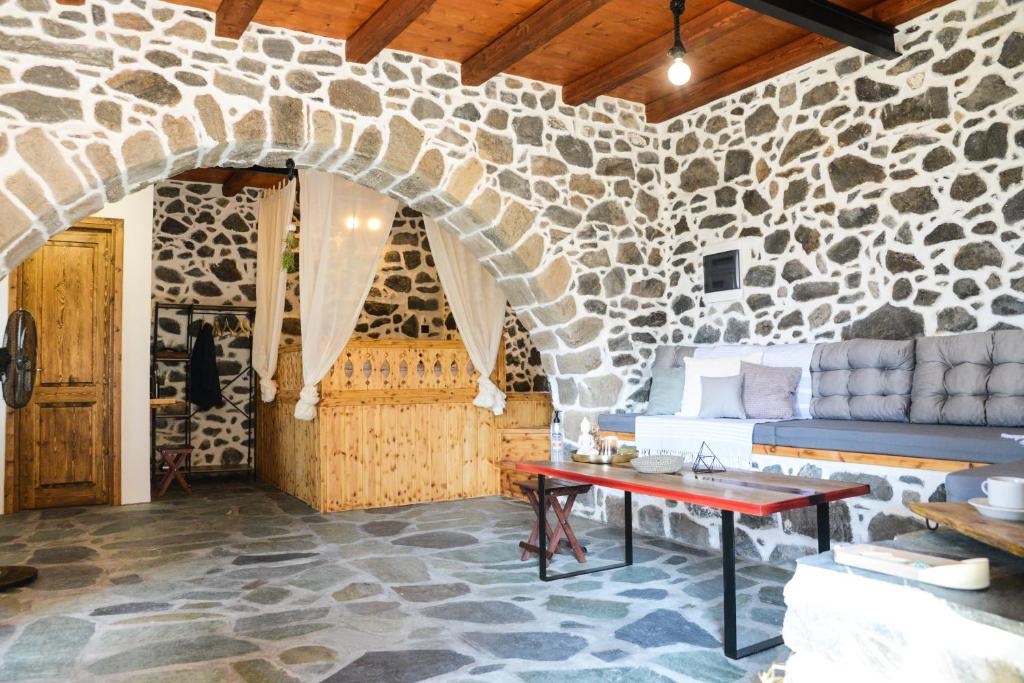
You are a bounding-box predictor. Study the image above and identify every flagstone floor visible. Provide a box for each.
[0,481,792,682]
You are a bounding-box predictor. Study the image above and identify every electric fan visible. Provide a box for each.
[0,309,38,590]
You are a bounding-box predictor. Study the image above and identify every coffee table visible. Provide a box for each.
[910,501,1024,558]
[515,460,870,660]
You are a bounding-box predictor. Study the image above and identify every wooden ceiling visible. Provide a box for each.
[171,168,288,194]
[161,0,950,123]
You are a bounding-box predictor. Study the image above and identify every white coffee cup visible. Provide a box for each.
[982,476,1024,510]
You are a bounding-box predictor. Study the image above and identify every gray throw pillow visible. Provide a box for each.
[645,367,685,415]
[698,375,746,419]
[741,361,802,419]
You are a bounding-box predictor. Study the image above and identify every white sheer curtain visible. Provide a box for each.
[423,217,508,416]
[252,178,296,402]
[294,171,397,420]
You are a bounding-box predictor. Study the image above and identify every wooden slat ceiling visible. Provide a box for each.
[164,0,951,123]
[170,168,287,194]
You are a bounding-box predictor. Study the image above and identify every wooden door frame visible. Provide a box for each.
[4,217,124,513]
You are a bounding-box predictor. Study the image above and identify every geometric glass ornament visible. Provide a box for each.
[691,441,726,474]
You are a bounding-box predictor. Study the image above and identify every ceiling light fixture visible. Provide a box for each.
[667,0,691,86]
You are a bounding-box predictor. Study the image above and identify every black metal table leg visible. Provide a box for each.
[536,479,634,582]
[817,502,831,553]
[721,509,785,660]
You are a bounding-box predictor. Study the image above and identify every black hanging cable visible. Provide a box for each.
[669,0,686,59]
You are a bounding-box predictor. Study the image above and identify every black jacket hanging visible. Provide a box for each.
[189,323,223,411]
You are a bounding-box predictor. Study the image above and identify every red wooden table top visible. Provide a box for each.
[515,461,870,516]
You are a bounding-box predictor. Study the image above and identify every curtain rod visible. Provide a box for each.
[217,158,297,181]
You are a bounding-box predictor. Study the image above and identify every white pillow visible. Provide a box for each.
[679,352,764,417]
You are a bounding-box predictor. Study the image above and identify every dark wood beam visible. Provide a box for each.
[730,0,898,59]
[645,0,952,124]
[461,0,614,87]
[172,168,234,185]
[222,171,260,196]
[346,0,437,64]
[215,0,264,40]
[563,3,759,107]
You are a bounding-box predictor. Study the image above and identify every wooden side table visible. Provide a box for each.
[156,446,193,496]
[517,478,591,566]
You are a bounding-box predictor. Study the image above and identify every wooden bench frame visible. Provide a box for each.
[601,431,986,473]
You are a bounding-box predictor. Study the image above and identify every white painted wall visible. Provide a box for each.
[0,186,154,512]
[110,186,155,505]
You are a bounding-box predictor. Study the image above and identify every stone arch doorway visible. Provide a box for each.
[0,5,672,423]
[1,107,597,422]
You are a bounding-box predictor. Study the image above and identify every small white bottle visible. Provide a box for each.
[549,411,564,462]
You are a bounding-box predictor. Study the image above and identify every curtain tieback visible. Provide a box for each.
[259,378,278,403]
[294,384,320,421]
[474,376,506,416]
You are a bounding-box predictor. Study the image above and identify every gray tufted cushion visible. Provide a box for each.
[810,339,915,422]
[911,331,1024,427]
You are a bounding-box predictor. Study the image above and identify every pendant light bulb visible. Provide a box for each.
[667,0,690,86]
[668,55,691,85]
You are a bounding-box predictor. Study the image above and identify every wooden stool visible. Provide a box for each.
[156,446,193,496]
[517,478,591,566]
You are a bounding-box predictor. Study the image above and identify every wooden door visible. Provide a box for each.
[11,218,122,510]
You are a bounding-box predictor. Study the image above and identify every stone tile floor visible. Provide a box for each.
[0,481,792,682]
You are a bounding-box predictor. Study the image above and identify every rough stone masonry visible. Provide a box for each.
[150,180,548,468]
[0,0,1020,439]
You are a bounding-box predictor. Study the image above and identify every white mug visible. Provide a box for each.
[982,476,1024,510]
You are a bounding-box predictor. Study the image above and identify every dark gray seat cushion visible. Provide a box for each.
[598,413,639,433]
[752,419,1024,465]
[945,460,1024,503]
[911,331,1024,427]
[810,339,915,422]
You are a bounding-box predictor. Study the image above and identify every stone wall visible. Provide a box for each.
[151,180,261,469]
[0,0,668,432]
[657,0,1023,353]
[153,181,546,402]
[577,0,1023,560]
[0,0,1021,550]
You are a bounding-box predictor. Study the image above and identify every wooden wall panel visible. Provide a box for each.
[497,393,554,430]
[312,396,551,512]
[260,339,551,513]
[498,427,549,499]
[256,397,320,509]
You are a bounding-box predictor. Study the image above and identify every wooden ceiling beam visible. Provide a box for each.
[346,0,437,64]
[562,3,759,107]
[171,169,232,184]
[222,171,260,196]
[645,0,952,124]
[461,0,614,87]
[215,0,264,40]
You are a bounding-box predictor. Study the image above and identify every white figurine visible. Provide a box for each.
[576,417,598,456]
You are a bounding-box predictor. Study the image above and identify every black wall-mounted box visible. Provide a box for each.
[703,249,740,294]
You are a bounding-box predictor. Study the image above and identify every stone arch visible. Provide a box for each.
[0,93,612,425]
[3,112,539,286]
[0,1,676,422]
[2,107,567,385]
